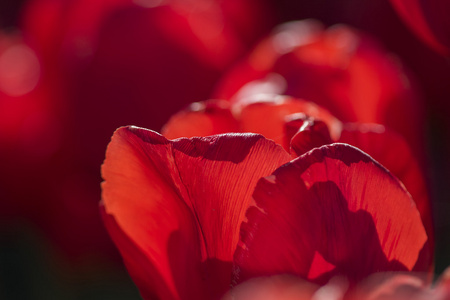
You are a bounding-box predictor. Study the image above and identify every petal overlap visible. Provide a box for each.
[101,126,290,299]
[234,144,428,285]
[287,119,433,266]
[237,95,341,147]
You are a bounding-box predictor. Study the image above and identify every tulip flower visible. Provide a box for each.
[390,0,450,56]
[101,125,430,299]
[212,20,425,159]
[162,95,433,255]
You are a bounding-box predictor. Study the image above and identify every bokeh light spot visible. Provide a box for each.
[0,44,40,97]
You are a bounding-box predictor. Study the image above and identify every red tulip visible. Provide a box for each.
[162,95,433,255]
[101,125,430,299]
[390,0,450,56]
[212,20,425,159]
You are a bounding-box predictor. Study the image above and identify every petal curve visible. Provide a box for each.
[234,143,428,285]
[101,126,290,299]
[238,94,341,148]
[162,100,239,139]
[288,120,433,266]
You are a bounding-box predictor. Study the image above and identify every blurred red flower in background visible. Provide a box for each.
[0,31,67,238]
[101,125,431,299]
[213,20,425,160]
[0,31,55,162]
[0,0,275,262]
[21,0,275,168]
[389,0,450,56]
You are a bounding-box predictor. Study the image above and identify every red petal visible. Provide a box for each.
[101,127,204,300]
[234,144,427,285]
[238,94,340,148]
[286,114,333,157]
[288,120,433,266]
[390,0,450,56]
[161,100,239,139]
[100,206,176,300]
[339,123,434,271]
[101,126,290,299]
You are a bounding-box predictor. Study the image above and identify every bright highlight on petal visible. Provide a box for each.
[162,99,239,139]
[238,95,340,147]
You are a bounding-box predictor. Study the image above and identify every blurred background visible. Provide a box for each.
[1,0,449,298]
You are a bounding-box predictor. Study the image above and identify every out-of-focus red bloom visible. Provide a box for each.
[23,0,273,71]
[101,125,430,299]
[7,0,274,261]
[212,20,425,158]
[0,31,61,216]
[0,31,54,156]
[21,0,274,146]
[390,0,450,56]
[0,31,115,262]
[19,0,276,186]
[162,95,433,255]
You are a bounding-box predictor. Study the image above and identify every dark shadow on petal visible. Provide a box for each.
[308,181,408,285]
[233,146,420,286]
[294,143,374,168]
[127,126,265,164]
